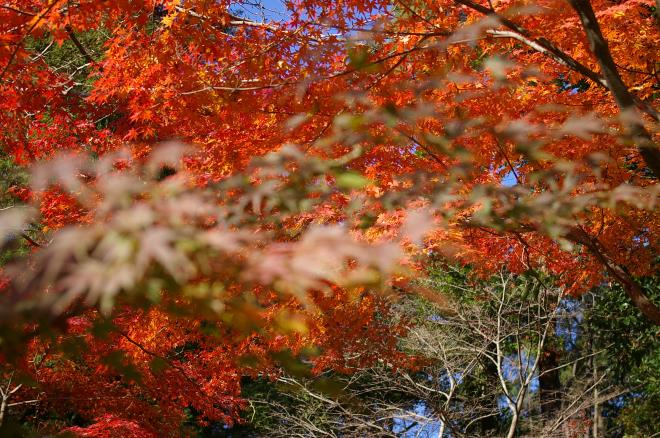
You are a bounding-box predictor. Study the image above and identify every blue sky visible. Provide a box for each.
[233,0,289,22]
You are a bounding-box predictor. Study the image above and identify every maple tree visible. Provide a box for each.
[0,0,658,435]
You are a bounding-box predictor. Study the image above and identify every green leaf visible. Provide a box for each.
[336,172,371,190]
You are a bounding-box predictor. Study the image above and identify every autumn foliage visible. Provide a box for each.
[0,0,658,435]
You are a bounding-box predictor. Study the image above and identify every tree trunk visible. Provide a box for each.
[539,347,562,418]
[506,411,519,438]
[0,395,7,429]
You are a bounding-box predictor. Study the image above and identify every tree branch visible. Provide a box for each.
[453,0,606,86]
[19,232,41,248]
[568,0,660,178]
[454,0,659,123]
[0,0,59,81]
[0,5,36,16]
[64,25,95,66]
[566,226,660,325]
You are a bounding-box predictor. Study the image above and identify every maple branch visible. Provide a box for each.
[453,0,659,123]
[565,227,660,325]
[0,5,36,16]
[64,25,95,66]
[306,21,450,37]
[396,129,447,168]
[182,41,429,95]
[0,0,59,82]
[175,6,280,32]
[452,0,604,83]
[485,29,605,85]
[116,331,202,388]
[568,0,660,178]
[465,219,660,324]
[492,134,520,184]
[19,232,42,248]
[174,6,343,43]
[395,0,446,33]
